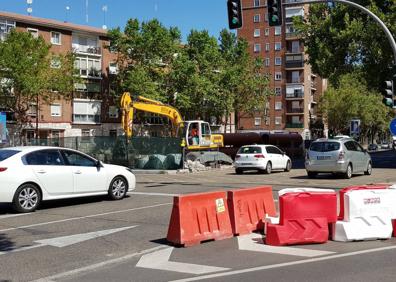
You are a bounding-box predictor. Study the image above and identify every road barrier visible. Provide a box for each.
[166,191,233,247]
[333,189,395,241]
[228,186,276,235]
[265,188,337,246]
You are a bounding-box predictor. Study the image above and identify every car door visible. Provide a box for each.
[24,149,73,196]
[272,146,288,169]
[61,150,107,194]
[354,142,368,172]
[266,146,281,169]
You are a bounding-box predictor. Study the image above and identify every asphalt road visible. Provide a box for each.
[0,150,395,282]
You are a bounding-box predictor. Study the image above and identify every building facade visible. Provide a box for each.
[237,0,327,140]
[0,11,122,142]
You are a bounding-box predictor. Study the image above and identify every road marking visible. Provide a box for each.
[129,192,178,197]
[0,226,137,256]
[136,247,230,274]
[33,246,169,282]
[238,233,335,257]
[170,245,396,282]
[0,203,171,233]
[0,213,33,219]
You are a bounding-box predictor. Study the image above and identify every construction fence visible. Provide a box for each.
[3,136,183,170]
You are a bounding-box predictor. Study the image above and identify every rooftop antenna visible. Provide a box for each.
[65,6,70,23]
[27,0,33,16]
[102,5,108,29]
[85,0,89,23]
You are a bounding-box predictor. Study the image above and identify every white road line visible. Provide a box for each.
[170,245,396,282]
[0,213,33,219]
[129,192,178,197]
[0,202,172,233]
[33,246,169,282]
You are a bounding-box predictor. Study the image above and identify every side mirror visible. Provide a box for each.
[96,160,102,168]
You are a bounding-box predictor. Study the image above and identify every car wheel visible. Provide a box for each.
[364,162,372,175]
[265,162,272,174]
[284,160,291,172]
[108,176,128,200]
[12,183,41,213]
[235,168,243,175]
[307,171,317,178]
[344,164,353,179]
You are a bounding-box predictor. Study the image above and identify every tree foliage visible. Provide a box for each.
[319,72,391,140]
[294,0,396,88]
[0,30,75,135]
[108,19,272,129]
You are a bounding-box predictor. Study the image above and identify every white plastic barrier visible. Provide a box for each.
[332,189,396,242]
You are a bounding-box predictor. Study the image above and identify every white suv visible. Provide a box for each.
[234,145,291,174]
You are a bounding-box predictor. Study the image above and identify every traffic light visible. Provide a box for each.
[227,0,243,29]
[267,0,282,27]
[382,79,394,108]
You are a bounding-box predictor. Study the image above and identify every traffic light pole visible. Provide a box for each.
[284,0,396,65]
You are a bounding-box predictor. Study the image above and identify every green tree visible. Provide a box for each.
[0,30,76,139]
[294,0,395,88]
[320,73,390,140]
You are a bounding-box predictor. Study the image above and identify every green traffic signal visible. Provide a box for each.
[227,0,243,29]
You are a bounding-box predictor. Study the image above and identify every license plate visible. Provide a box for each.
[317,156,331,160]
[242,163,253,166]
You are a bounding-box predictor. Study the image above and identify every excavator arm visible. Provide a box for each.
[120,92,184,137]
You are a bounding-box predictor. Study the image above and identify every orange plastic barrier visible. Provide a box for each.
[266,191,337,246]
[166,191,233,247]
[228,186,276,235]
[338,184,390,220]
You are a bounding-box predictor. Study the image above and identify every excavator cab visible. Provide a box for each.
[185,121,212,148]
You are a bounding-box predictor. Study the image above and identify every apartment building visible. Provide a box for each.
[0,11,121,141]
[237,0,327,140]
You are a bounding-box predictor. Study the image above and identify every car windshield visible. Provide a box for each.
[0,150,20,161]
[238,146,262,154]
[310,142,340,152]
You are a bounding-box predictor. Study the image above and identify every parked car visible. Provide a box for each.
[234,144,291,174]
[368,144,378,151]
[381,142,390,149]
[0,146,136,213]
[305,137,372,179]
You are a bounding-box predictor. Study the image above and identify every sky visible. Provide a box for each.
[0,0,231,42]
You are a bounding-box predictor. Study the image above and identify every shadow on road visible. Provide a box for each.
[0,233,15,252]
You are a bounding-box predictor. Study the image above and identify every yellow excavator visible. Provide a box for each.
[120,92,223,150]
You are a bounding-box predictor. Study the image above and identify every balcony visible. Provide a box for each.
[72,46,102,56]
[285,53,304,69]
[286,84,304,99]
[285,123,304,128]
[286,107,304,114]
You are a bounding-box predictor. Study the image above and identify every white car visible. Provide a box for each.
[0,146,136,213]
[234,144,292,174]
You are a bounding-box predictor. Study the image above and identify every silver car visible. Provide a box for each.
[305,137,372,179]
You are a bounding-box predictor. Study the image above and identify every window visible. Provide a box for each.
[0,19,16,41]
[238,146,262,154]
[310,142,340,152]
[275,102,282,110]
[254,0,260,7]
[292,41,300,53]
[275,72,282,81]
[275,87,282,96]
[265,43,270,52]
[51,31,61,45]
[109,62,118,75]
[265,58,270,67]
[264,13,268,22]
[275,42,282,50]
[81,129,91,137]
[254,44,261,53]
[75,57,101,78]
[73,100,101,124]
[27,103,37,116]
[253,14,260,23]
[27,28,38,38]
[62,150,96,167]
[254,29,260,37]
[275,57,282,66]
[292,71,300,83]
[109,130,117,137]
[0,150,20,161]
[50,57,61,69]
[274,26,282,35]
[24,150,64,166]
[267,146,282,154]
[108,106,118,118]
[254,117,261,126]
[275,117,282,125]
[264,28,269,36]
[50,104,61,117]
